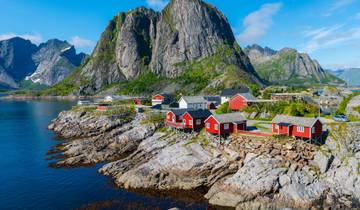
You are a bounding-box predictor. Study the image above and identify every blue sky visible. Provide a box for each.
[0,0,359,69]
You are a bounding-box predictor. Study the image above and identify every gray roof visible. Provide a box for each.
[170,109,189,116]
[180,96,207,104]
[212,112,247,123]
[272,115,319,127]
[186,110,212,119]
[235,93,257,101]
[220,87,249,96]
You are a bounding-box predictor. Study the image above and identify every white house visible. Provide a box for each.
[104,95,124,103]
[179,96,208,110]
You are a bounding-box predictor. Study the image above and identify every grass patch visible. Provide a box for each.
[336,92,360,115]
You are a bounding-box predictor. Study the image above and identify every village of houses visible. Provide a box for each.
[77,86,360,145]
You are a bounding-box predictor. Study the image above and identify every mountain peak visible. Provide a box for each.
[73,0,262,95]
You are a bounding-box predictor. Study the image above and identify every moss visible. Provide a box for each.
[336,92,360,115]
[117,72,165,95]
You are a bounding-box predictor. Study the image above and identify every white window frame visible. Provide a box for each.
[214,124,219,131]
[189,120,193,126]
[275,124,279,130]
[224,123,229,130]
[311,127,315,133]
[297,126,305,132]
[196,119,201,125]
[173,116,176,122]
[206,123,210,129]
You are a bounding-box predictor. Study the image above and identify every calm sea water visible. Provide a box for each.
[0,100,207,210]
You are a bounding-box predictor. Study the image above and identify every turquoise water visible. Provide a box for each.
[0,100,207,210]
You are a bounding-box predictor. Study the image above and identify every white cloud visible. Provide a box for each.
[324,0,356,16]
[236,3,282,45]
[70,36,94,48]
[301,25,360,53]
[146,0,168,11]
[0,33,43,44]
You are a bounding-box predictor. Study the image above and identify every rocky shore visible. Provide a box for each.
[48,109,360,209]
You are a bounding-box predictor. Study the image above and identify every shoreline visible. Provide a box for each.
[47,107,360,210]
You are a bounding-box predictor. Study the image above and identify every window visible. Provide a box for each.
[167,115,171,120]
[206,123,210,129]
[173,116,176,122]
[214,124,219,130]
[224,124,229,130]
[275,124,279,130]
[311,127,315,133]
[189,120,193,125]
[196,119,201,125]
[297,126,304,132]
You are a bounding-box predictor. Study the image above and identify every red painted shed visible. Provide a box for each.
[229,93,258,111]
[152,94,172,106]
[272,115,323,140]
[182,110,212,130]
[165,109,188,129]
[97,104,112,111]
[205,113,247,135]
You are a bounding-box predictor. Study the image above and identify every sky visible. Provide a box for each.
[0,0,359,69]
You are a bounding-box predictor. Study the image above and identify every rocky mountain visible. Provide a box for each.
[26,39,87,86]
[0,37,86,89]
[69,0,262,95]
[329,68,360,86]
[0,37,38,88]
[244,44,343,85]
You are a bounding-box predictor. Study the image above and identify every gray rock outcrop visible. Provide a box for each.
[244,44,341,85]
[78,0,262,95]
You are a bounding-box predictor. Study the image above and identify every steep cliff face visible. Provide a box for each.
[0,37,37,88]
[0,37,87,89]
[244,44,341,85]
[78,0,262,95]
[27,39,87,86]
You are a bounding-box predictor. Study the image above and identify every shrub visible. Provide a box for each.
[216,102,230,114]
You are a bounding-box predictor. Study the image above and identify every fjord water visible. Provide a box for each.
[0,100,206,210]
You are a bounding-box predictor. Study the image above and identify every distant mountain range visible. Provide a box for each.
[244,44,344,85]
[328,68,360,86]
[0,37,87,89]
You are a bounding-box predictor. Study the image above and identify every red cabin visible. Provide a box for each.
[152,94,172,106]
[229,93,257,111]
[205,113,247,135]
[182,110,212,130]
[97,104,112,111]
[165,109,188,129]
[272,115,323,140]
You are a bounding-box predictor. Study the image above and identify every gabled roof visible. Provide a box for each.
[272,115,320,127]
[185,110,212,119]
[180,96,207,104]
[169,109,189,116]
[220,87,249,96]
[204,95,221,104]
[233,93,257,101]
[153,93,173,98]
[209,112,247,124]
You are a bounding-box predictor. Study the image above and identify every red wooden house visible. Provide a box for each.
[272,115,323,140]
[152,94,172,106]
[165,109,188,129]
[229,93,258,111]
[205,113,247,135]
[182,110,212,130]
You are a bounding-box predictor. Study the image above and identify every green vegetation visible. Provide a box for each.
[215,102,230,114]
[117,72,165,95]
[262,86,309,99]
[249,84,261,97]
[185,129,209,147]
[18,80,48,91]
[354,106,360,114]
[243,101,319,119]
[336,92,360,115]
[141,112,165,125]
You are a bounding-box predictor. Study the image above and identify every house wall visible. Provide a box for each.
[166,112,182,123]
[179,98,207,110]
[272,123,290,135]
[229,95,248,111]
[312,120,323,138]
[291,125,311,138]
[152,95,165,105]
[205,116,220,134]
[183,113,194,129]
